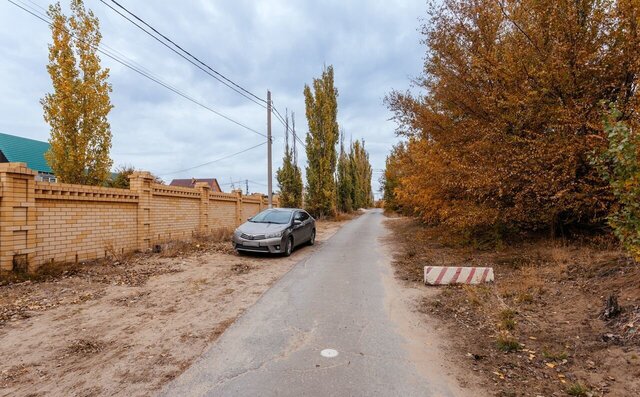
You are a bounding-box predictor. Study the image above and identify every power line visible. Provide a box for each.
[23,0,164,82]
[101,0,267,108]
[104,52,266,137]
[7,0,49,23]
[219,179,267,187]
[159,141,267,176]
[6,0,266,138]
[271,102,307,149]
[272,105,306,150]
[248,180,268,186]
[219,179,246,186]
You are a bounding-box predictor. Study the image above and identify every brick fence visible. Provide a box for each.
[0,162,272,272]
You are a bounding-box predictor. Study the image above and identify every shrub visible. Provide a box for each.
[591,106,640,260]
[496,332,521,352]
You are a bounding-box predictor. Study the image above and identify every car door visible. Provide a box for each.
[292,211,305,245]
[299,211,312,241]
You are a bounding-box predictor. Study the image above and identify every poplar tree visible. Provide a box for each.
[336,132,353,213]
[349,139,373,209]
[276,114,303,208]
[303,66,339,217]
[41,0,113,185]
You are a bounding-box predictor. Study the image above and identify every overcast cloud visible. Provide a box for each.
[0,0,425,197]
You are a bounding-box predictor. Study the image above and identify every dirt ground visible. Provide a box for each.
[386,217,640,397]
[0,220,347,397]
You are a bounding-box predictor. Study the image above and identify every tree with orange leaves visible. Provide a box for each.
[386,0,640,235]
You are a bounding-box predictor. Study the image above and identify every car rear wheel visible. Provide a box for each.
[308,229,316,246]
[284,236,293,257]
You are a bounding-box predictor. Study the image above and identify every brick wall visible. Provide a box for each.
[0,163,274,272]
[34,182,139,264]
[150,184,200,243]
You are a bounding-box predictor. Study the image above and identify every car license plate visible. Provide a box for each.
[244,240,259,247]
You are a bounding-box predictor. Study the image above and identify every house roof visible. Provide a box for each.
[169,178,221,192]
[0,132,52,173]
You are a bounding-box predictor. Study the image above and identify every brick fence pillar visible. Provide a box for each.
[233,189,243,226]
[129,171,154,251]
[195,182,210,233]
[0,163,37,272]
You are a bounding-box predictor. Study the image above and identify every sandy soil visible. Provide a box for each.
[379,230,476,396]
[386,217,640,397]
[0,220,347,397]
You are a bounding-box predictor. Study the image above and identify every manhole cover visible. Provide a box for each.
[320,349,339,358]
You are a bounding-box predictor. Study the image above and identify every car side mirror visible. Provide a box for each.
[294,219,302,225]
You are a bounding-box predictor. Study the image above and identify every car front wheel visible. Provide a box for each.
[284,236,293,256]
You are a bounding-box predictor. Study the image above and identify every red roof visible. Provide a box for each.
[169,178,221,192]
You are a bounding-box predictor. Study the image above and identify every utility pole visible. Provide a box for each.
[267,90,273,208]
[292,112,297,166]
[245,179,249,195]
[284,108,289,152]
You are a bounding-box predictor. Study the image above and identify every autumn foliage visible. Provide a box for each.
[303,66,373,216]
[304,66,340,217]
[385,0,640,236]
[42,0,113,185]
[337,137,373,212]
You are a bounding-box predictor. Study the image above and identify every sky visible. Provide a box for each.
[0,0,426,198]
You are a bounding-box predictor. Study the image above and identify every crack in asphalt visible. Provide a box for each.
[214,325,317,388]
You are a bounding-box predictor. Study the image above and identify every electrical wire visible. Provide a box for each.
[248,180,268,186]
[101,0,267,108]
[6,0,266,138]
[158,141,267,176]
[219,179,268,187]
[271,101,307,149]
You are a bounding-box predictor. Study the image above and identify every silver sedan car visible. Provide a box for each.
[232,208,316,256]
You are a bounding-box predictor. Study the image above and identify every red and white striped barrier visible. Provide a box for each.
[424,266,494,285]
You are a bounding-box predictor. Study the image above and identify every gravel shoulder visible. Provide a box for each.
[0,220,347,397]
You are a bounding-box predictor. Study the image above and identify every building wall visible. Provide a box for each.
[0,164,273,272]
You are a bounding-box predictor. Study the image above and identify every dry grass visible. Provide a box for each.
[0,260,84,285]
[0,228,236,286]
[495,331,521,352]
[498,308,517,331]
[566,382,590,396]
[386,217,640,396]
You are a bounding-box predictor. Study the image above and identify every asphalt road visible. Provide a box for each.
[160,209,468,397]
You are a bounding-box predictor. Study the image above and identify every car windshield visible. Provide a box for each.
[249,210,292,224]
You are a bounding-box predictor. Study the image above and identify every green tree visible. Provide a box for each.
[591,106,640,260]
[104,164,164,189]
[276,128,303,208]
[381,143,406,212]
[304,66,339,217]
[349,139,373,209]
[336,132,353,212]
[41,0,113,185]
[105,164,134,189]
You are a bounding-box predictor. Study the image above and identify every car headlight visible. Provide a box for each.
[265,230,284,239]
